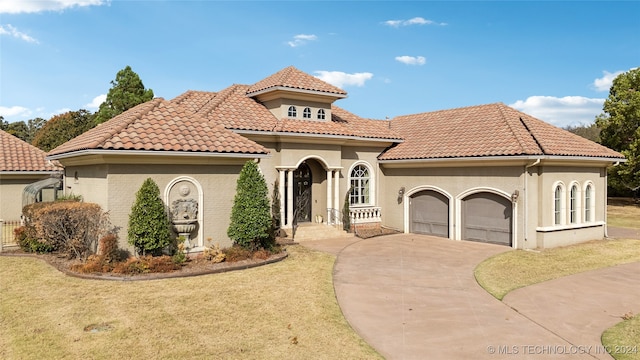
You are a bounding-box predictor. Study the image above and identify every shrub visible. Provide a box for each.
[202,243,226,263]
[223,245,252,262]
[128,178,172,256]
[112,256,179,275]
[342,186,352,232]
[22,201,112,259]
[227,161,274,251]
[14,226,53,253]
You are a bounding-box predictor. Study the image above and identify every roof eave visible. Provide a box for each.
[234,129,403,144]
[47,149,269,161]
[378,154,626,167]
[247,86,347,99]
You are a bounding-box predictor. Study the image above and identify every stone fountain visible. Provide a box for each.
[171,198,198,249]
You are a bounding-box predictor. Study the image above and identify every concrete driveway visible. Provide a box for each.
[302,233,638,359]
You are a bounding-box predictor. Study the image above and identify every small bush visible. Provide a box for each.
[252,248,271,260]
[14,226,53,253]
[203,244,226,263]
[224,245,252,262]
[112,256,180,275]
[128,178,172,256]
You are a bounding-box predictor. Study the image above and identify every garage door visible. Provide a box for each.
[410,190,449,237]
[462,192,512,246]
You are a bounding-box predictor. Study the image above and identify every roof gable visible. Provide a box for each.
[246,66,347,97]
[380,103,624,161]
[0,129,60,172]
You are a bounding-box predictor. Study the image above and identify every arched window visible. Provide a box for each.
[303,107,312,119]
[350,164,370,205]
[288,106,297,118]
[570,185,578,224]
[554,185,563,225]
[317,109,326,120]
[584,184,592,222]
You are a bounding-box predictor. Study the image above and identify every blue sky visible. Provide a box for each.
[1,1,638,128]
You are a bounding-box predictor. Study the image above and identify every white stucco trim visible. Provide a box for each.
[47,149,269,161]
[582,180,596,223]
[552,181,566,226]
[404,186,454,240]
[347,160,376,207]
[455,187,518,248]
[568,181,582,225]
[537,221,605,232]
[164,176,204,251]
[378,155,626,166]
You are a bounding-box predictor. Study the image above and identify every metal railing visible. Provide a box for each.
[0,219,21,252]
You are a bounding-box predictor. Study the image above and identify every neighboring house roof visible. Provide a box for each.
[380,103,625,161]
[246,66,347,97]
[0,129,60,172]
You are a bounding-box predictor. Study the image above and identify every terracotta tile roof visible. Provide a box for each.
[379,103,624,160]
[178,85,401,140]
[48,98,269,157]
[246,66,347,97]
[1,129,60,172]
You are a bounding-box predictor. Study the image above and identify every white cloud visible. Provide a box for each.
[314,71,373,88]
[85,94,106,109]
[0,24,38,43]
[510,96,605,128]
[395,55,426,65]
[0,0,108,14]
[287,34,317,47]
[0,105,31,118]
[592,70,624,92]
[384,17,447,27]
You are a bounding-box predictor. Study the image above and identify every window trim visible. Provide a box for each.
[553,182,566,226]
[303,107,312,119]
[287,106,297,118]
[583,182,594,223]
[317,109,326,120]
[348,162,375,207]
[569,182,581,224]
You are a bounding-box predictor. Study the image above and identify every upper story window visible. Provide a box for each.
[317,109,326,120]
[349,164,371,206]
[303,107,312,119]
[288,106,297,118]
[570,184,578,224]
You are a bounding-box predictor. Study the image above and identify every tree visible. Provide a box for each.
[227,161,274,251]
[128,178,172,256]
[1,117,45,143]
[94,65,154,124]
[596,68,640,195]
[32,110,94,151]
[563,123,601,143]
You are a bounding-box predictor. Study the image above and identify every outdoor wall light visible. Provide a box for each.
[511,190,520,203]
[397,187,405,204]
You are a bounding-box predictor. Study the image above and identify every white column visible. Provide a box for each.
[287,170,294,227]
[326,170,333,224]
[334,170,340,222]
[279,170,285,228]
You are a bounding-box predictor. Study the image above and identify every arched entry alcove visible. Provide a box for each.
[164,176,204,250]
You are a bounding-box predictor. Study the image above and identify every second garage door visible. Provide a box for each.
[410,190,449,238]
[462,192,512,246]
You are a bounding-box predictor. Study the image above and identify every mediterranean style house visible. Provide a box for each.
[44,66,624,251]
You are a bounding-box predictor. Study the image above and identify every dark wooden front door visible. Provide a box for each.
[294,162,312,223]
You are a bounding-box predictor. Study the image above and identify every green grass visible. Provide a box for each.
[0,245,382,360]
[474,239,640,300]
[602,314,640,360]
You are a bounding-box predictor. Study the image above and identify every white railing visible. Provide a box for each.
[350,207,381,223]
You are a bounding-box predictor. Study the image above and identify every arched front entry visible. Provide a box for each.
[293,162,312,223]
[461,192,512,246]
[409,190,449,238]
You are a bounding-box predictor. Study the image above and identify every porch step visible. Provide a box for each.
[284,223,354,242]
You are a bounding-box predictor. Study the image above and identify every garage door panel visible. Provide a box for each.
[462,192,512,246]
[410,190,449,238]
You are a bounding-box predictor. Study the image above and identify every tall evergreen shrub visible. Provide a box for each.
[128,178,171,256]
[227,161,274,250]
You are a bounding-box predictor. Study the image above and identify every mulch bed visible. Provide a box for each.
[0,248,289,281]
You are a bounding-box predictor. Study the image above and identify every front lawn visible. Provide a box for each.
[0,245,381,359]
[607,198,640,229]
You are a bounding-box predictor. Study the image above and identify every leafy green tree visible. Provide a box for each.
[596,68,640,195]
[32,110,94,151]
[227,161,274,251]
[0,116,7,130]
[563,123,601,143]
[128,178,172,256]
[94,65,154,124]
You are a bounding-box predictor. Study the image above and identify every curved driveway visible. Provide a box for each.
[309,233,639,360]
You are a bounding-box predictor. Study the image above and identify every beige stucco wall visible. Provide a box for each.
[64,163,245,251]
[0,174,55,221]
[533,166,607,248]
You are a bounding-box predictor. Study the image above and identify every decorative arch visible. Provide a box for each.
[164,176,204,250]
[552,181,566,226]
[455,187,517,248]
[568,181,582,224]
[404,185,453,238]
[294,155,331,171]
